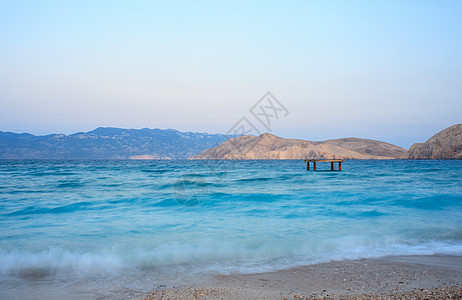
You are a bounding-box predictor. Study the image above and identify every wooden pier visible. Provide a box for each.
[304,159,344,171]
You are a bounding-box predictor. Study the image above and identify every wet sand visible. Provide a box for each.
[142,255,462,299]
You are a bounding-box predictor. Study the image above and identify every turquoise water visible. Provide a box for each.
[0,159,462,298]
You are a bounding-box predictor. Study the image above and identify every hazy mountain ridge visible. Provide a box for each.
[191,132,407,160]
[2,124,460,160]
[0,127,231,159]
[402,124,462,159]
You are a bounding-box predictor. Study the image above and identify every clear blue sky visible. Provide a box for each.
[1,0,461,148]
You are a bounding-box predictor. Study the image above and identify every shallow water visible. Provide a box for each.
[0,159,461,299]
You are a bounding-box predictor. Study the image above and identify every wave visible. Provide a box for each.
[7,201,95,216]
[0,248,122,277]
[141,169,170,174]
[391,194,462,210]
[56,180,85,188]
[235,177,274,183]
[1,240,462,278]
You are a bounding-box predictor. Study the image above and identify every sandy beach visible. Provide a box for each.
[142,255,462,299]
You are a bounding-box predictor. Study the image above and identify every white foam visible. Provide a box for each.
[1,239,462,277]
[0,248,123,276]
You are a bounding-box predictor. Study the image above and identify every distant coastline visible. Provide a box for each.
[1,124,460,160]
[191,123,461,160]
[0,127,231,160]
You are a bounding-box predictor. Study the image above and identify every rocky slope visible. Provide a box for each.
[402,124,462,159]
[191,133,406,159]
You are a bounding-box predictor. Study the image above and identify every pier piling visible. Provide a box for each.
[304,159,345,171]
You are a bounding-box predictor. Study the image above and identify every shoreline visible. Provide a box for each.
[142,255,462,299]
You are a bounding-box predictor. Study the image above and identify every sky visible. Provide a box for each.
[0,0,461,148]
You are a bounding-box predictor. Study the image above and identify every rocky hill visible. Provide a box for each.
[402,124,462,159]
[191,133,406,159]
[0,127,231,159]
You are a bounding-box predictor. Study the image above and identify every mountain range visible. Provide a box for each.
[191,124,461,160]
[0,127,230,159]
[191,133,407,159]
[1,124,460,159]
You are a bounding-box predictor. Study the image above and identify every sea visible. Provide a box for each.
[0,159,461,299]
